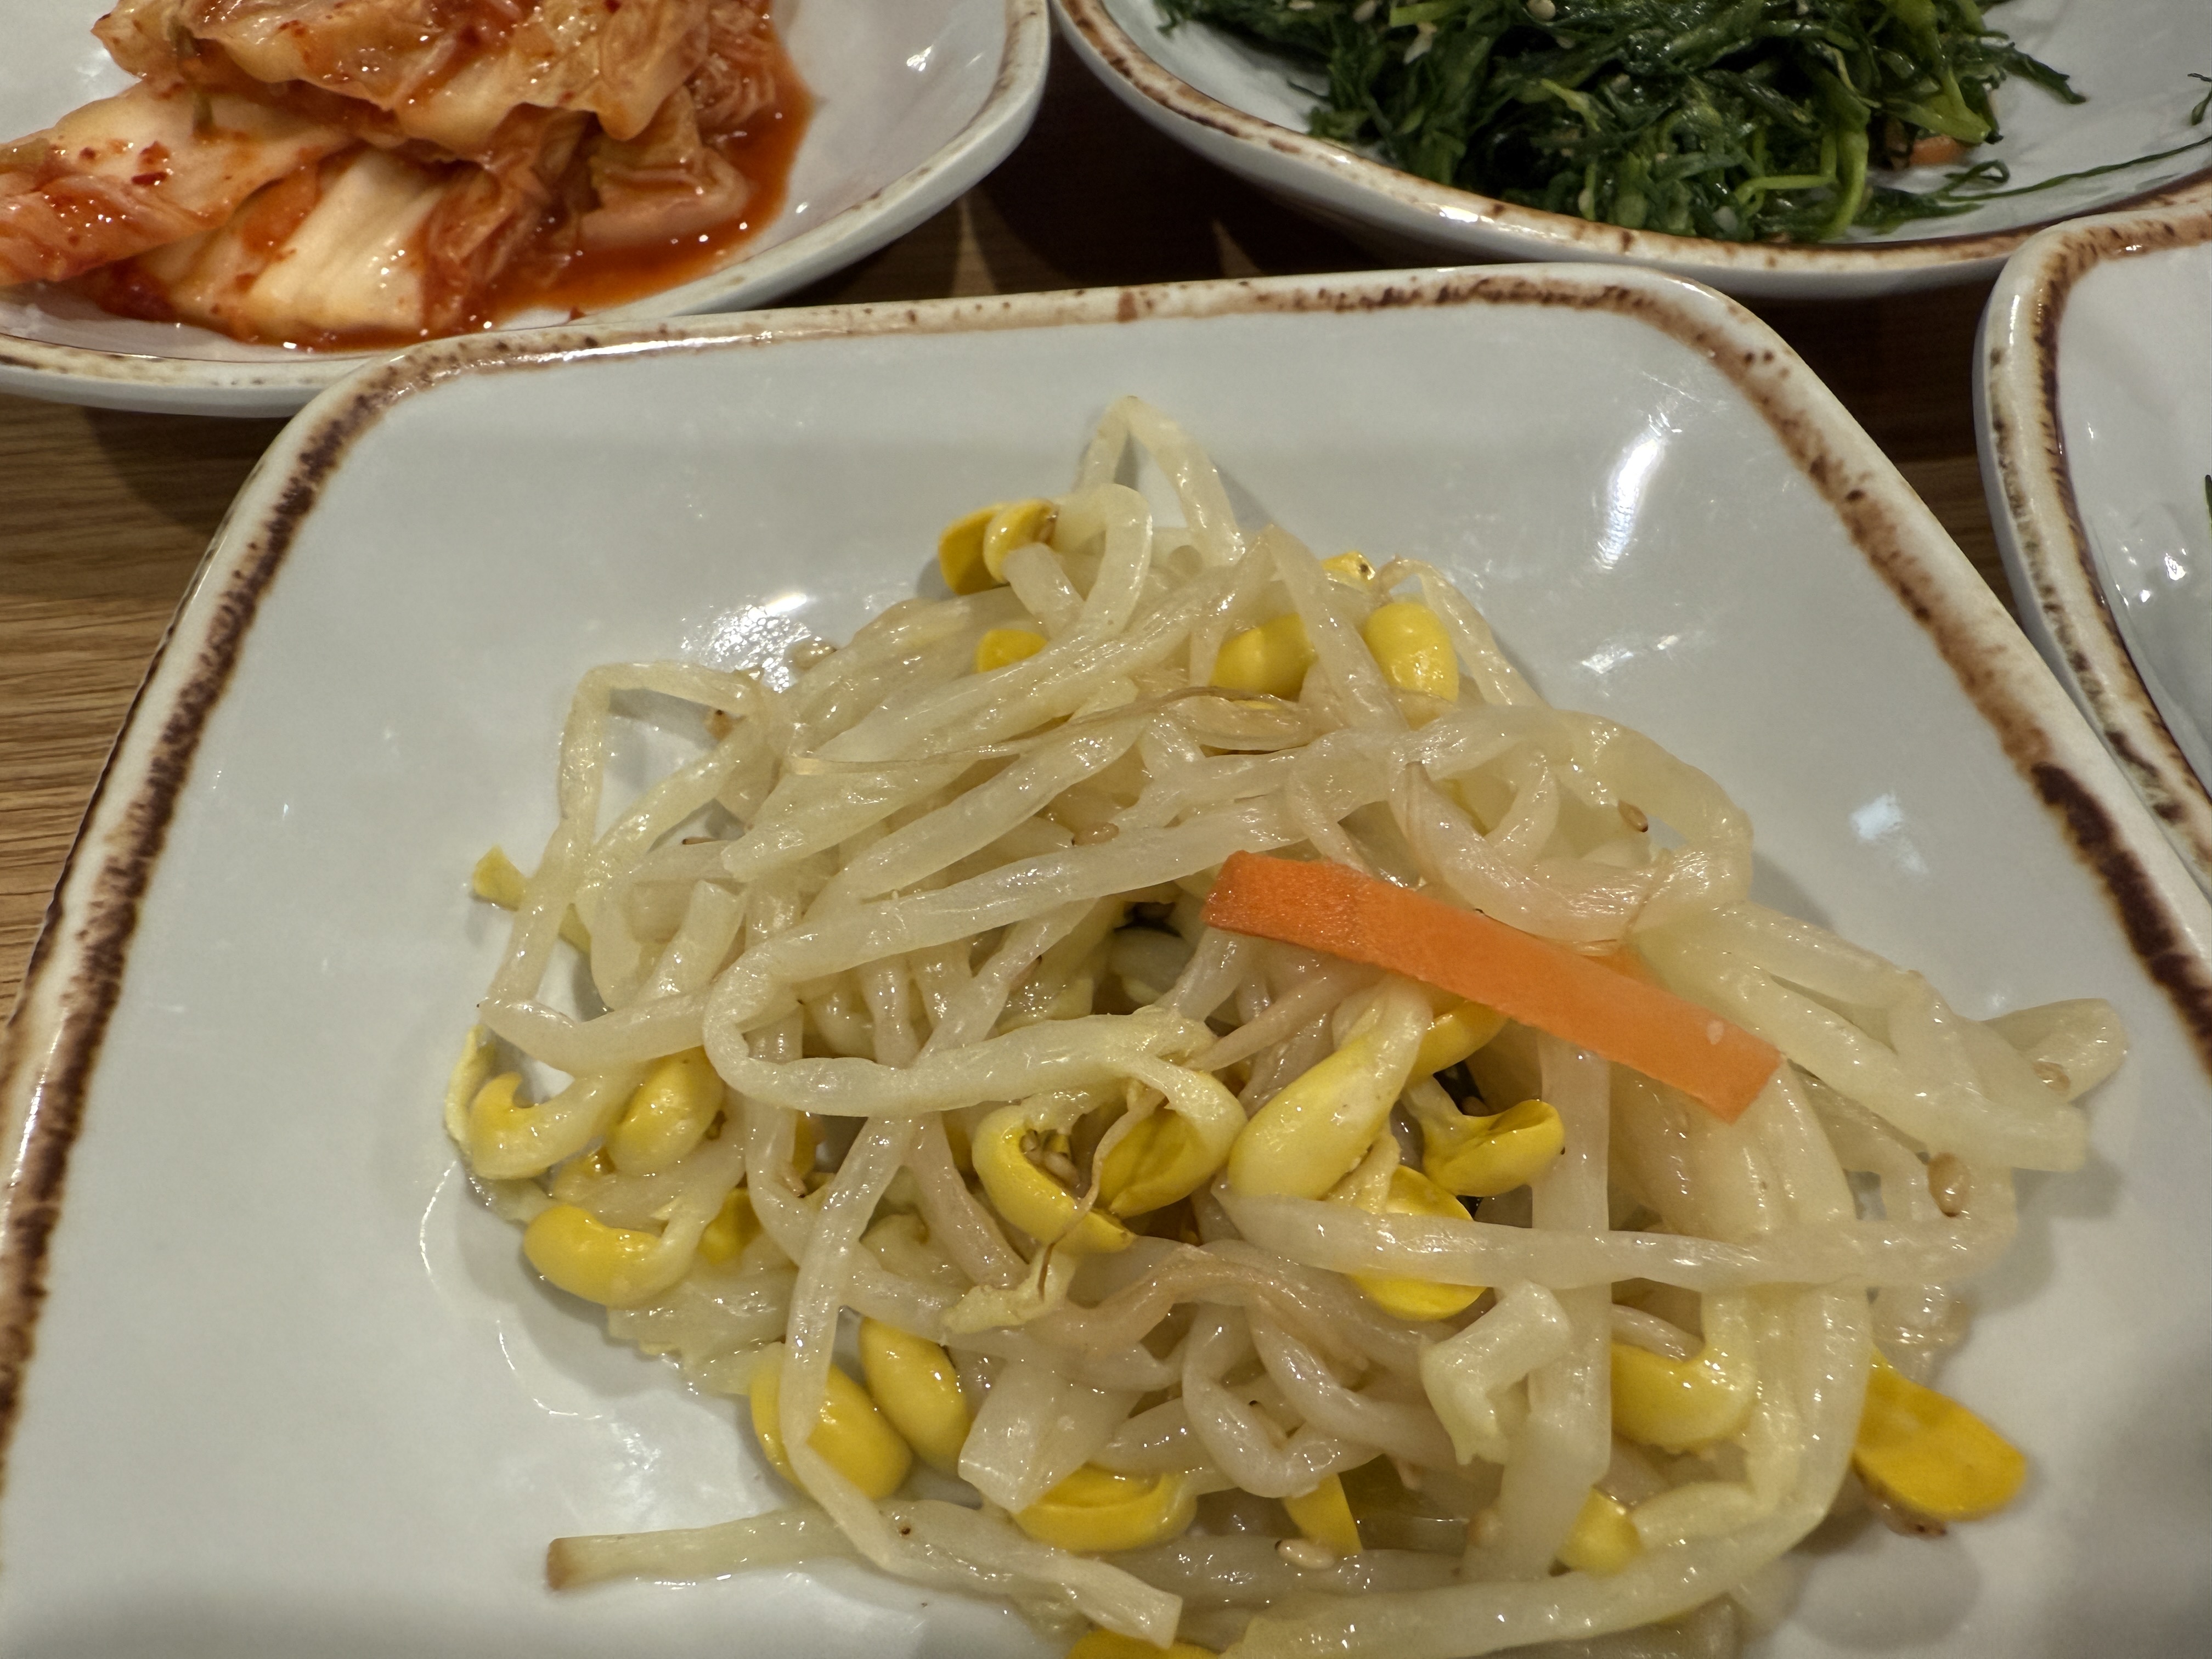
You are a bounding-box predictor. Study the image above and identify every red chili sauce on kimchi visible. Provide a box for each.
[3,0,811,351]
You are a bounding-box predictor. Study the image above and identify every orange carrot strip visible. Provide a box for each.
[1201,853,1780,1122]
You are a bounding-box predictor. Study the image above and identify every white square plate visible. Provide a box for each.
[1979,200,2212,896]
[2,267,2207,1657]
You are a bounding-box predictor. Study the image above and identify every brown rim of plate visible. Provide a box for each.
[0,0,1050,393]
[1982,202,2212,888]
[2,264,2208,1502]
[1056,0,2212,277]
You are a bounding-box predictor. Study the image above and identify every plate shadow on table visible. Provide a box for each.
[0,397,285,1007]
[78,406,288,543]
[801,52,1372,305]
[0,400,280,587]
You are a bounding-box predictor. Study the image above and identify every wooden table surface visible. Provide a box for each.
[0,53,2006,1020]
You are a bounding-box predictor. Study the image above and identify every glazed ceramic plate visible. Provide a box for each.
[1056,0,2212,300]
[1978,202,2212,894]
[0,0,1046,416]
[2,269,2208,1658]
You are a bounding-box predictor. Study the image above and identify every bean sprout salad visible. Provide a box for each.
[445,399,2121,1658]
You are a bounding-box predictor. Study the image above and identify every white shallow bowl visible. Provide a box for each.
[2,268,2209,1658]
[1978,201,2212,894]
[0,0,1046,416]
[1056,0,2212,300]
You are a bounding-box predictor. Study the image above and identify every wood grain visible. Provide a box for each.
[0,54,2011,1020]
[0,403,287,1015]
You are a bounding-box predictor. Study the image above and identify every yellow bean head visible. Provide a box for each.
[1282,1472,1362,1555]
[1610,1301,1757,1453]
[975,628,1048,673]
[1421,1098,1565,1198]
[749,1347,913,1500]
[467,1072,533,1166]
[1350,1165,1485,1322]
[1375,1162,1473,1222]
[1228,1034,1399,1201]
[857,1318,972,1475]
[466,851,585,947]
[1015,1465,1195,1553]
[1413,1001,1507,1078]
[1556,1488,1641,1576]
[1210,613,1316,701]
[604,1047,724,1176]
[697,1186,760,1265]
[972,1104,1131,1254]
[983,499,1058,580]
[471,847,527,909]
[1852,1350,2025,1522]
[1098,1100,1237,1219]
[522,1204,688,1307]
[938,506,1002,595]
[1362,601,1459,701]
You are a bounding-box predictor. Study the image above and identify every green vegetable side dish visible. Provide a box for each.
[1156,0,2084,242]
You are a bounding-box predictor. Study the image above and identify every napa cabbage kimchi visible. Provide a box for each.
[0,0,807,345]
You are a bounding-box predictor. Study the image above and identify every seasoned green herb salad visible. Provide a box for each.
[1158,0,2081,241]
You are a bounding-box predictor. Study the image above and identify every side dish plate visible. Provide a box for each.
[1054,0,2212,300]
[0,0,1048,416]
[2,268,2207,1657]
[1977,200,2212,894]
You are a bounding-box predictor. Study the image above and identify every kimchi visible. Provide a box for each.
[0,0,809,347]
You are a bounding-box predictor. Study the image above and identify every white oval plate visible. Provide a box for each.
[1978,201,2212,894]
[1,268,2207,1656]
[0,0,1047,416]
[1056,0,2212,300]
